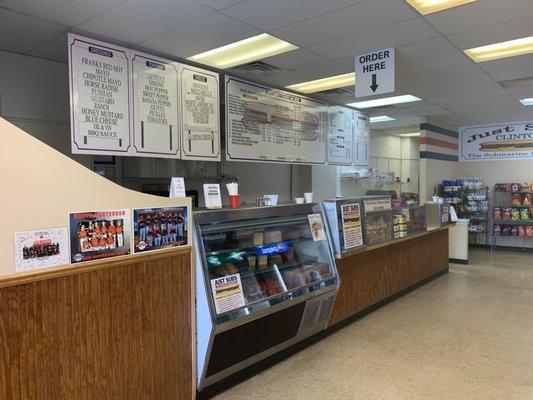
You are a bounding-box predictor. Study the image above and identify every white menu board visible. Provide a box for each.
[225,76,328,164]
[328,106,354,166]
[131,52,179,158]
[69,33,130,155]
[181,65,220,161]
[354,111,370,166]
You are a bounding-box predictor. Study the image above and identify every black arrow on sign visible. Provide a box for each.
[370,74,379,92]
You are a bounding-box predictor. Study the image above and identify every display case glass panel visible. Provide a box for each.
[362,196,394,245]
[195,204,338,325]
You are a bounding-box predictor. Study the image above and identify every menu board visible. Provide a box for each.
[354,111,370,167]
[69,34,130,155]
[225,76,328,164]
[131,52,179,158]
[328,106,354,165]
[341,203,363,250]
[181,66,220,160]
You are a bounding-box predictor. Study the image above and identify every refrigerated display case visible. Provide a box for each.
[362,196,394,245]
[194,204,339,390]
[323,198,365,256]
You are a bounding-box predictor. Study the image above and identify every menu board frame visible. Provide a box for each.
[225,76,328,165]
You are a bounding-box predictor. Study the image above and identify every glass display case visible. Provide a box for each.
[362,196,394,245]
[323,197,365,256]
[406,205,427,235]
[194,204,339,391]
[425,202,450,229]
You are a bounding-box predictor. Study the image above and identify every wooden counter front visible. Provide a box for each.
[329,227,449,327]
[0,246,194,400]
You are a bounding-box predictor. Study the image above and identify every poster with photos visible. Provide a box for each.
[14,227,69,273]
[69,209,130,263]
[133,206,188,253]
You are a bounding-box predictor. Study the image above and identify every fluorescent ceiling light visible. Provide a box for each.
[187,33,298,69]
[400,132,420,137]
[405,0,477,15]
[286,73,355,94]
[464,36,533,63]
[347,95,422,109]
[519,98,533,106]
[369,116,396,123]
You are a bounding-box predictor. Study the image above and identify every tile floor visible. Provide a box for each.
[213,249,533,400]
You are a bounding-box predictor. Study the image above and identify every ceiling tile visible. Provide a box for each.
[397,51,471,75]
[309,18,440,60]
[255,48,332,71]
[0,0,126,26]
[28,31,69,63]
[486,67,533,84]
[139,13,260,58]
[271,0,417,47]
[0,8,67,53]
[221,0,363,32]
[396,37,457,62]
[425,0,533,35]
[399,64,484,86]
[430,90,514,108]
[192,0,244,10]
[77,0,215,44]
[477,53,533,73]
[400,74,502,99]
[259,61,351,87]
[446,16,533,50]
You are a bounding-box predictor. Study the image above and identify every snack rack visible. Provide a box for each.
[491,183,533,251]
[439,177,489,245]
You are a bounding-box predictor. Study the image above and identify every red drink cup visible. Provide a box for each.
[229,195,240,209]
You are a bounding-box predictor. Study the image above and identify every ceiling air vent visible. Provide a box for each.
[230,61,280,75]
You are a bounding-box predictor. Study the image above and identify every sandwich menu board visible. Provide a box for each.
[225,76,328,164]
[328,106,354,166]
[354,111,370,167]
[131,52,179,158]
[181,66,220,160]
[69,34,131,155]
[459,121,533,162]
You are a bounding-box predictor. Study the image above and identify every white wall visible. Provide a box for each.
[0,50,311,206]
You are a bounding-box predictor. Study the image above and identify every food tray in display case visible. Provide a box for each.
[362,196,394,245]
[322,198,365,256]
[194,204,339,391]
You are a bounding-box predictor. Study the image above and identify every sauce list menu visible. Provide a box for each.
[328,106,354,166]
[225,76,327,164]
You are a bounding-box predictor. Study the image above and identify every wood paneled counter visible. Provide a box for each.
[329,227,450,327]
[0,246,194,400]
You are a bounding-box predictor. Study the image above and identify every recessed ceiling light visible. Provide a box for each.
[187,33,298,69]
[400,132,421,137]
[369,116,396,123]
[286,73,355,94]
[464,36,533,63]
[347,95,422,109]
[405,0,477,15]
[519,98,533,106]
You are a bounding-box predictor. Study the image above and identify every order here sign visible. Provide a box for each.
[355,48,395,98]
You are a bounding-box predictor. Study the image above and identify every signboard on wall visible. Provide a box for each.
[459,121,533,162]
[68,33,221,161]
[225,76,327,164]
[353,111,370,166]
[327,106,354,166]
[131,52,179,158]
[69,34,131,155]
[181,65,220,160]
[355,48,395,97]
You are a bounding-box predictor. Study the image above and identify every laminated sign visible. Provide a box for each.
[355,48,395,97]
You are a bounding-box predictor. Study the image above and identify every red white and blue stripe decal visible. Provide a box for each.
[419,123,458,162]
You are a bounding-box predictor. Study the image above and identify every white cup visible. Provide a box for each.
[294,197,304,204]
[304,192,314,203]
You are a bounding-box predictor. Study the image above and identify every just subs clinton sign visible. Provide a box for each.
[459,121,533,162]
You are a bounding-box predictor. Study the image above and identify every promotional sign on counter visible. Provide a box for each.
[203,184,222,209]
[341,203,363,250]
[210,273,246,314]
[181,66,220,160]
[69,33,131,155]
[69,209,130,263]
[13,228,69,273]
[459,121,533,162]
[308,213,326,241]
[327,106,354,166]
[132,206,187,253]
[364,197,392,212]
[354,111,370,167]
[225,76,328,164]
[131,52,179,157]
[169,177,186,198]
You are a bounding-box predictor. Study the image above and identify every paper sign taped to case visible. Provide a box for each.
[308,213,326,241]
[210,274,246,314]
